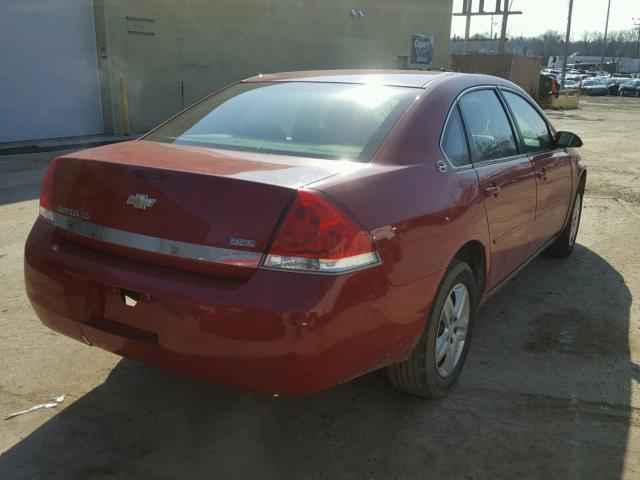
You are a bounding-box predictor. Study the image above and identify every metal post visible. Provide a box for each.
[498,0,509,55]
[600,0,612,71]
[464,0,472,54]
[119,78,130,136]
[560,0,574,89]
[634,19,640,61]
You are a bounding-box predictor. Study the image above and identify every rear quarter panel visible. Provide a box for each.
[310,165,488,359]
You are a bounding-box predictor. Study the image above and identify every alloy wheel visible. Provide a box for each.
[434,283,470,377]
[569,191,582,246]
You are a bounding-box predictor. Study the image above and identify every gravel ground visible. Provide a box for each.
[0,96,639,479]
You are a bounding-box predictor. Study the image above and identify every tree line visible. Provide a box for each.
[510,29,640,61]
[463,28,640,61]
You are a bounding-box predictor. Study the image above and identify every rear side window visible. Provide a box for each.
[459,90,518,162]
[441,107,470,167]
[502,91,552,153]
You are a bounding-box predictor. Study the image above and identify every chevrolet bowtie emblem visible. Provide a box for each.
[126,193,157,210]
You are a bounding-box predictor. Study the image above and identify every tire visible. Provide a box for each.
[547,181,584,258]
[387,260,477,398]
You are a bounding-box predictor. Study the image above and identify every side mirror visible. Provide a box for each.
[555,131,583,148]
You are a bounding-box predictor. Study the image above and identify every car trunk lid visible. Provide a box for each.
[49,140,360,279]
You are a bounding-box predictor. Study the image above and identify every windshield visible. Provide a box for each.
[146,81,419,162]
[583,80,603,86]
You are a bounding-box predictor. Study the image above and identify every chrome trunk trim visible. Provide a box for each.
[47,212,262,268]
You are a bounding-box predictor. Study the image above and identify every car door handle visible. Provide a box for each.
[536,169,547,180]
[483,185,502,198]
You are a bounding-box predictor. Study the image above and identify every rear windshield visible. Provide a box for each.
[145,81,419,162]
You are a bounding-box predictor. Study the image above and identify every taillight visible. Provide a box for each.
[39,158,58,223]
[262,190,380,274]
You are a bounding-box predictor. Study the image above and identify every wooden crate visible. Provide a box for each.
[551,90,580,110]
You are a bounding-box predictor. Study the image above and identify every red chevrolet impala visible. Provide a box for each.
[24,70,586,397]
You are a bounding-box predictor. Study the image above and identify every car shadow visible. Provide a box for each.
[0,245,633,479]
[0,151,67,206]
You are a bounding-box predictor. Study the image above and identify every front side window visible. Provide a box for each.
[441,106,470,167]
[459,90,518,162]
[502,91,552,153]
[146,82,419,162]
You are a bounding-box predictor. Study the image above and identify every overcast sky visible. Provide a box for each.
[450,0,640,38]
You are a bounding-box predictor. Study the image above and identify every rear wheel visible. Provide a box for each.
[547,183,584,258]
[387,260,477,398]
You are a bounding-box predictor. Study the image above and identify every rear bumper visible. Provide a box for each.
[24,218,432,394]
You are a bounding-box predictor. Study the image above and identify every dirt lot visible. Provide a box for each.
[1,96,639,479]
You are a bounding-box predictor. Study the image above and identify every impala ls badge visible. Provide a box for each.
[126,193,157,210]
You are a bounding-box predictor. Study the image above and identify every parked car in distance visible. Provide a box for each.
[580,79,609,96]
[563,74,582,85]
[24,70,586,398]
[563,79,580,90]
[619,79,640,97]
[606,77,632,96]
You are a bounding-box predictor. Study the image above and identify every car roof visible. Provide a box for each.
[243,69,451,88]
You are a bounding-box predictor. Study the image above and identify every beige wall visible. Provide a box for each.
[94,0,454,134]
[450,54,542,99]
[510,56,543,99]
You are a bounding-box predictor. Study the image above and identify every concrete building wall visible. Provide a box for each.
[95,0,454,134]
[0,0,103,142]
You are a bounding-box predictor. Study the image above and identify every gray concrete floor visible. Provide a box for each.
[0,97,639,479]
[0,134,139,156]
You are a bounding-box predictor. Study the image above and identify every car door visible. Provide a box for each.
[458,88,537,290]
[500,89,573,254]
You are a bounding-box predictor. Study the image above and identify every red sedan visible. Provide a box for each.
[24,70,586,397]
